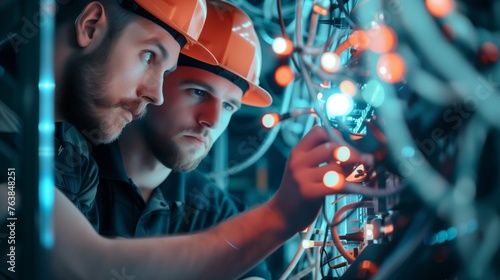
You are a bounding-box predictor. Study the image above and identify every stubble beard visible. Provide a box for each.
[140,121,210,172]
[59,40,123,145]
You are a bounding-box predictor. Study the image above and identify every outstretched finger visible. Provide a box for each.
[302,140,373,168]
[330,145,374,166]
[300,164,348,197]
[294,126,332,152]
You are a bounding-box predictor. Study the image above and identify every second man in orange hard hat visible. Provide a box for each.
[92,1,272,278]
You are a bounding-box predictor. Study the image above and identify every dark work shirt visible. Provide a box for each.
[0,49,21,279]
[1,35,100,222]
[1,36,100,279]
[54,122,99,229]
[93,141,271,279]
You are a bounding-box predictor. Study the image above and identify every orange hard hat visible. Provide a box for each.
[119,0,218,65]
[180,0,272,107]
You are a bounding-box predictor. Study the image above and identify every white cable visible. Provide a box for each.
[342,182,405,197]
[278,211,319,280]
[288,263,315,280]
[314,246,322,280]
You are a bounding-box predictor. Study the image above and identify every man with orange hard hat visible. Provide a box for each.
[2,0,217,278]
[92,1,272,278]
[49,0,221,230]
[1,0,365,279]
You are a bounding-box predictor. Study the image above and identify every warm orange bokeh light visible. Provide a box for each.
[323,170,345,189]
[383,224,394,234]
[368,25,397,54]
[426,0,455,18]
[272,37,294,56]
[377,53,406,83]
[333,146,351,162]
[348,30,370,51]
[320,52,341,73]
[310,107,318,118]
[339,79,357,96]
[261,113,280,129]
[359,260,379,276]
[313,3,329,16]
[274,65,295,87]
[334,30,370,56]
[320,80,331,89]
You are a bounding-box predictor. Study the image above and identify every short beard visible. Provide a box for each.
[59,35,118,145]
[139,120,208,172]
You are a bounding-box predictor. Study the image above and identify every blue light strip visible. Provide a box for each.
[38,0,56,249]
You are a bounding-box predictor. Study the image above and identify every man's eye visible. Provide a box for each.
[191,89,206,97]
[143,51,154,64]
[223,102,235,112]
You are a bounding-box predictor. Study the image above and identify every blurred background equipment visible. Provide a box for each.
[2,0,500,279]
[199,0,500,279]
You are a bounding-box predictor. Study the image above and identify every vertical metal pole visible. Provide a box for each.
[18,0,41,276]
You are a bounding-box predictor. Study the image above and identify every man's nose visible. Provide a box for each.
[198,100,221,129]
[140,69,165,106]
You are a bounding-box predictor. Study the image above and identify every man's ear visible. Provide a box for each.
[75,2,108,49]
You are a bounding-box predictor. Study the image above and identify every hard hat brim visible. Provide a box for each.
[181,40,218,65]
[242,83,273,107]
[136,0,218,65]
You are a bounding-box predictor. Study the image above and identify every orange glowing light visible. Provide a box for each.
[334,30,370,56]
[383,224,394,234]
[323,170,344,189]
[274,65,295,87]
[359,260,379,275]
[320,52,341,73]
[313,4,329,16]
[348,30,370,51]
[368,25,397,54]
[261,113,280,129]
[310,107,318,118]
[350,134,364,140]
[426,0,455,18]
[334,146,351,162]
[272,37,294,56]
[377,52,406,83]
[339,79,357,96]
[320,80,331,88]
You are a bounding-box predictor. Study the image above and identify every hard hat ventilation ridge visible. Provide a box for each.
[117,0,187,48]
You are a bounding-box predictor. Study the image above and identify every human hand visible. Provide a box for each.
[269,126,374,233]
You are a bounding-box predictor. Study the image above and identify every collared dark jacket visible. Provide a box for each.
[93,141,271,279]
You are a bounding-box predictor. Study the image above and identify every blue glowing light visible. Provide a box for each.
[325,93,354,117]
[436,230,448,244]
[38,0,56,250]
[447,227,458,241]
[401,146,416,158]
